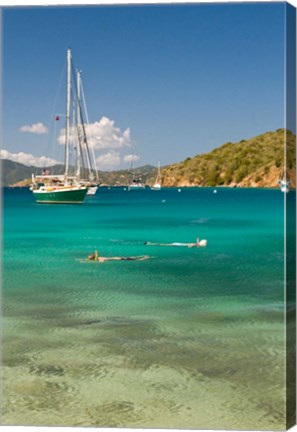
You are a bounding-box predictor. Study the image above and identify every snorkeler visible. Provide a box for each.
[88,250,99,260]
[144,238,207,248]
[87,251,150,262]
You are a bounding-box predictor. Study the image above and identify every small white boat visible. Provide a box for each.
[278,178,290,193]
[151,183,161,190]
[128,158,145,190]
[128,180,145,190]
[151,162,162,190]
[86,185,98,196]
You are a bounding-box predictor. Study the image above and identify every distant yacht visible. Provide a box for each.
[151,162,162,190]
[278,177,290,193]
[128,152,145,190]
[128,178,145,190]
[86,185,99,196]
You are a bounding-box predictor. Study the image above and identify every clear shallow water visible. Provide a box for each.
[2,187,286,429]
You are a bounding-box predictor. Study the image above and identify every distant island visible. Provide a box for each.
[2,129,295,188]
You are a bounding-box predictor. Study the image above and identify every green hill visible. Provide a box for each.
[2,160,34,186]
[161,129,296,188]
[1,160,157,187]
[1,160,65,187]
[2,129,295,188]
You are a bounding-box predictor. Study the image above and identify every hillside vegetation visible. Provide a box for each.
[1,161,66,187]
[2,160,36,186]
[2,129,295,188]
[98,165,157,186]
[161,129,296,188]
[1,160,157,187]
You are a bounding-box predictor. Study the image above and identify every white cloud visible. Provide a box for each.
[124,154,140,163]
[20,122,48,134]
[96,151,121,170]
[1,149,60,167]
[58,116,132,150]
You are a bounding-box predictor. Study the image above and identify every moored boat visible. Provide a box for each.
[128,152,145,190]
[278,178,290,193]
[278,170,290,193]
[86,185,99,196]
[31,49,90,204]
[151,162,162,190]
[31,180,87,204]
[128,179,146,190]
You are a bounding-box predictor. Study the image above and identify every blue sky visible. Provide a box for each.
[2,2,287,169]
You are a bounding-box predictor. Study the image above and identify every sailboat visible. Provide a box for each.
[128,177,145,190]
[128,152,145,190]
[278,177,290,193]
[278,168,290,193]
[31,49,90,204]
[151,162,162,190]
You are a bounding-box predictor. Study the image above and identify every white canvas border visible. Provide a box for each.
[0,2,296,432]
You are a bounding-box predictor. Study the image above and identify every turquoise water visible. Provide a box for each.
[2,187,286,429]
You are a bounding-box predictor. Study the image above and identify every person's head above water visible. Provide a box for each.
[88,250,99,260]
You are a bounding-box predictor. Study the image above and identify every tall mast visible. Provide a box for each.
[80,76,99,182]
[64,48,71,180]
[131,152,135,180]
[76,69,81,178]
[76,72,93,181]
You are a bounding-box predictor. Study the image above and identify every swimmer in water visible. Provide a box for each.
[88,250,99,260]
[144,238,207,248]
[96,255,150,262]
[87,251,150,262]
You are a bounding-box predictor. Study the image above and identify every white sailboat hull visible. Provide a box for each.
[151,183,161,190]
[86,186,98,196]
[279,179,290,193]
[128,184,145,190]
